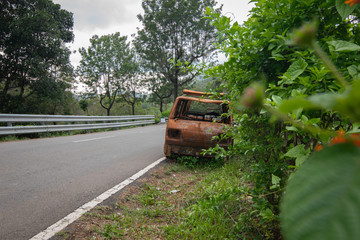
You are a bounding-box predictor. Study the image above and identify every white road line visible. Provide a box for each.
[73,136,115,143]
[30,157,167,240]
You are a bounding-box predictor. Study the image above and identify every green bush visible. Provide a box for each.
[205,0,360,238]
[161,109,171,118]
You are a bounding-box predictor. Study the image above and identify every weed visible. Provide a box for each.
[99,223,124,238]
[62,161,250,240]
[55,231,69,239]
[164,159,252,239]
[174,154,224,170]
[138,184,161,206]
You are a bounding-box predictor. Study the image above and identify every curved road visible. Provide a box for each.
[0,124,165,240]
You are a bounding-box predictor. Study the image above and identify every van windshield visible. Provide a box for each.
[174,99,230,123]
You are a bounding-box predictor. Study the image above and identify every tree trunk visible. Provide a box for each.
[132,104,135,115]
[173,80,178,101]
[107,108,111,116]
[160,98,163,113]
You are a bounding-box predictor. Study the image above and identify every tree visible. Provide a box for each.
[77,33,133,116]
[134,0,220,101]
[152,83,173,113]
[0,0,74,113]
[79,99,89,114]
[120,54,144,115]
[145,75,173,113]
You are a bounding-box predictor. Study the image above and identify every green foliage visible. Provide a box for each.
[78,99,88,114]
[144,77,174,113]
[0,0,74,114]
[100,223,125,239]
[280,58,308,84]
[161,109,170,118]
[281,143,360,240]
[165,160,255,239]
[138,184,161,206]
[205,0,360,238]
[276,20,360,238]
[134,0,220,101]
[175,155,224,170]
[328,40,360,52]
[77,33,135,116]
[279,78,360,123]
[283,144,310,167]
[335,0,359,19]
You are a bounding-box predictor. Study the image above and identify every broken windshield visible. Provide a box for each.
[174,99,230,123]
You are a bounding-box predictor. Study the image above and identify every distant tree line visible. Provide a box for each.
[0,0,221,116]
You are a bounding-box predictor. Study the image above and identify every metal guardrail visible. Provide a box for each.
[0,114,155,135]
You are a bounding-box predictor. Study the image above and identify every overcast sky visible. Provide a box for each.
[53,0,255,67]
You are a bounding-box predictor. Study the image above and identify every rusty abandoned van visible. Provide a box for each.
[164,89,232,157]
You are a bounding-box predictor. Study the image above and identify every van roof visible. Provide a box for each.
[176,96,226,104]
[182,89,224,98]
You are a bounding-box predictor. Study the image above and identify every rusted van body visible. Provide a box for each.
[164,90,232,157]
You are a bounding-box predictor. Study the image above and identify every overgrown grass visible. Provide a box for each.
[73,156,266,240]
[58,156,273,239]
[173,154,225,170]
[164,158,257,239]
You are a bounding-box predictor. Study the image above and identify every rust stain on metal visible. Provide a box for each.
[164,89,232,157]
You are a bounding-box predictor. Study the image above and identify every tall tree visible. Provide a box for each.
[0,0,74,113]
[134,0,220,101]
[77,33,133,116]
[145,77,173,113]
[120,53,144,115]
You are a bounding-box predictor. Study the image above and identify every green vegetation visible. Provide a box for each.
[134,0,221,101]
[60,157,274,239]
[3,0,360,239]
[164,158,265,239]
[1,0,219,117]
[204,0,360,238]
[0,0,74,114]
[77,33,141,116]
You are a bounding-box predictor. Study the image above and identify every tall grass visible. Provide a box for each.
[164,158,258,239]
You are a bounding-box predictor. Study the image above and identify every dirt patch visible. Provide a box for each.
[52,159,205,240]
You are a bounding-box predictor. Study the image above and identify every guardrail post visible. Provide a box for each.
[87,122,90,133]
[67,122,71,135]
[7,122,14,138]
[41,121,46,137]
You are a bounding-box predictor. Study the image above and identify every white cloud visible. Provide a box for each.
[53,0,254,67]
[220,0,255,23]
[55,0,142,31]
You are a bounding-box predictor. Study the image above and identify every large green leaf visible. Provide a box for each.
[336,0,358,19]
[281,143,360,240]
[308,93,339,109]
[333,79,360,122]
[272,95,283,107]
[284,144,310,167]
[279,97,316,113]
[278,93,338,112]
[284,58,308,81]
[348,65,360,79]
[327,40,360,52]
[284,144,307,158]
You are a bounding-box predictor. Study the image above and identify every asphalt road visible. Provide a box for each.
[0,124,166,240]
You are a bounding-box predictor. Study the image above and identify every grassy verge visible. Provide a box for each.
[56,157,258,240]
